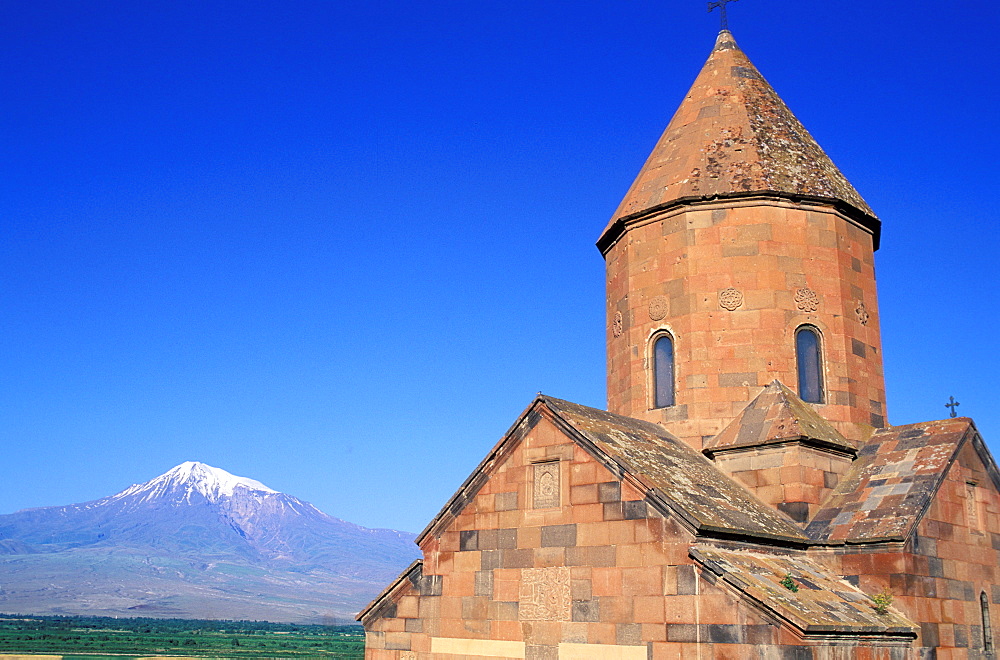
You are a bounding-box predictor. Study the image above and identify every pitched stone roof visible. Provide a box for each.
[414,392,993,549]
[805,418,984,543]
[703,380,857,456]
[542,397,808,544]
[599,30,878,250]
[690,545,916,637]
[416,395,808,546]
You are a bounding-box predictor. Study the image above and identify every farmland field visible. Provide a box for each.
[0,614,364,658]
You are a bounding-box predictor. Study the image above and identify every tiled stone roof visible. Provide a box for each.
[704,380,856,456]
[690,545,917,637]
[543,397,808,544]
[600,30,878,249]
[415,393,990,549]
[805,418,979,543]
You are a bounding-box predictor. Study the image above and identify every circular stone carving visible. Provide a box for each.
[719,287,744,311]
[612,311,623,337]
[648,296,668,321]
[856,301,870,326]
[794,287,819,312]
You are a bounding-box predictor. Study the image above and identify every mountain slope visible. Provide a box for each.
[0,462,419,622]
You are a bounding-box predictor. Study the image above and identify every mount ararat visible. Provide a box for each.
[0,462,419,623]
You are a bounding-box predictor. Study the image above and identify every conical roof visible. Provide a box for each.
[600,31,878,248]
[704,380,857,456]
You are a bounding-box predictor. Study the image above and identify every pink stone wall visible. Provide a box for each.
[604,198,885,449]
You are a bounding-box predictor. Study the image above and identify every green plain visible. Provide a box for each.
[0,614,364,658]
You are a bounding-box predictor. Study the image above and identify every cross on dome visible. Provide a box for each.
[708,0,739,31]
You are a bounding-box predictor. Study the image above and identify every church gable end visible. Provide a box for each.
[902,433,1000,652]
[805,418,983,544]
[813,422,1000,654]
[412,400,647,548]
[367,402,715,657]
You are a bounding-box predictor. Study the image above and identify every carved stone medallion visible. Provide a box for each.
[719,287,744,311]
[519,566,571,621]
[612,311,623,338]
[533,462,560,509]
[648,296,668,321]
[794,287,819,312]
[856,301,870,326]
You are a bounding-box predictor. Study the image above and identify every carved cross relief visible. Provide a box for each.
[519,567,571,621]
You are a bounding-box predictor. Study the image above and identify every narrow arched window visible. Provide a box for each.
[795,326,824,403]
[982,591,994,654]
[653,334,675,408]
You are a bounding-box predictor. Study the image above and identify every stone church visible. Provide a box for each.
[358,29,1000,658]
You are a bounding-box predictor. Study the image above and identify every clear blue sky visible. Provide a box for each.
[2,1,998,534]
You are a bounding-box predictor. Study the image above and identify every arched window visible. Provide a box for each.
[795,326,824,404]
[653,334,675,408]
[982,591,994,654]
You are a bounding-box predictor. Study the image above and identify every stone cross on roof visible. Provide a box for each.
[708,0,739,31]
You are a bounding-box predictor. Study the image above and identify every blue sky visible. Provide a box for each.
[2,1,998,534]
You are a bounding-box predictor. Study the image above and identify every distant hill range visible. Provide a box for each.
[0,462,419,623]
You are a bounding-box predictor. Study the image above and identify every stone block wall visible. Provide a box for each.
[603,198,885,449]
[713,443,854,522]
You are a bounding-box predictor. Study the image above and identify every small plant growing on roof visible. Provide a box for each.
[780,573,799,592]
[872,588,893,615]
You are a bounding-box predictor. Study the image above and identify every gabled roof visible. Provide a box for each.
[545,397,807,544]
[805,418,991,543]
[598,30,879,252]
[704,380,857,457]
[413,393,997,549]
[417,395,807,546]
[691,545,916,637]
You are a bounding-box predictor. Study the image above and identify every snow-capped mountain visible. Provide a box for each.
[108,461,278,506]
[0,462,419,622]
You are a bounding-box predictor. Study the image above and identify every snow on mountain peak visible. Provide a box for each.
[167,462,277,496]
[108,461,278,506]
